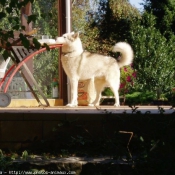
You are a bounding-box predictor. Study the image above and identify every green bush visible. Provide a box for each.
[130,12,175,95]
[125,91,156,105]
[102,87,114,96]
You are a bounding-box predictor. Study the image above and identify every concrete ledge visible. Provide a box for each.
[8,99,63,107]
[0,105,174,114]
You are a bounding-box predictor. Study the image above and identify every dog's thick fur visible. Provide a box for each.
[56,32,133,107]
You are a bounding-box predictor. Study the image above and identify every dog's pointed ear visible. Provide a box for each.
[72,32,79,39]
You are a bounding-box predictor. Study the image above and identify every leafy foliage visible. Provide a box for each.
[72,0,91,32]
[0,0,37,54]
[130,12,175,95]
[74,0,141,64]
[144,0,175,37]
[32,0,58,37]
[125,91,156,104]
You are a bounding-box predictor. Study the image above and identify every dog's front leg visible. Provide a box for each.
[66,79,78,107]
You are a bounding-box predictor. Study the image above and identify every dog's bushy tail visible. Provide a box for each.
[112,42,133,68]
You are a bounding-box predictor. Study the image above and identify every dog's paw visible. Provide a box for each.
[66,103,78,107]
[94,104,100,106]
[88,103,94,107]
[114,103,120,107]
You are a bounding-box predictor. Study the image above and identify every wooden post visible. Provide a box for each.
[58,0,72,105]
[21,2,33,86]
[21,2,32,32]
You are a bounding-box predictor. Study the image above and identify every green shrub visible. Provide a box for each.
[102,87,114,96]
[125,91,156,105]
[130,12,175,95]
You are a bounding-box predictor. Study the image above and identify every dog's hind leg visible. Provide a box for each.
[107,80,120,107]
[92,78,106,106]
[106,69,120,107]
[110,85,120,107]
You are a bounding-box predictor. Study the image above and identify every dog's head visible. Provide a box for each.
[56,32,80,45]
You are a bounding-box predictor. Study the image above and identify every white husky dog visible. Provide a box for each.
[56,32,133,107]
